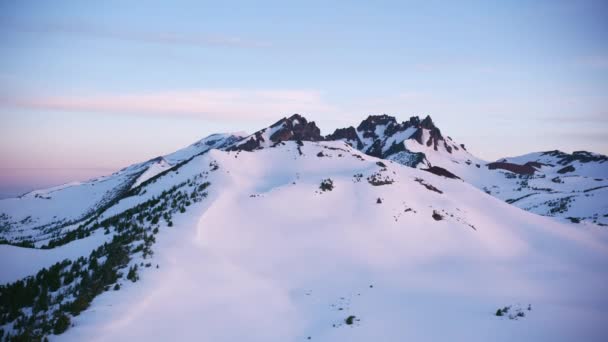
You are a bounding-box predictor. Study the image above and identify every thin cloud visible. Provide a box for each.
[0,20,271,49]
[0,89,338,121]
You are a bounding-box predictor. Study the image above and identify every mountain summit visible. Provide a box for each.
[229,114,322,151]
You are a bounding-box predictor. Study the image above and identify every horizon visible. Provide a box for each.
[1,112,605,199]
[1,0,607,196]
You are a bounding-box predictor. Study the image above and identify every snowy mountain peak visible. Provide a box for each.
[326,114,461,168]
[229,114,322,151]
[268,113,323,142]
[419,114,436,130]
[356,114,399,134]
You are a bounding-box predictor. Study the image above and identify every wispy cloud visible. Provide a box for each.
[0,89,337,121]
[0,20,270,48]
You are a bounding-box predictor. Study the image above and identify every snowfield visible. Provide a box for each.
[52,142,608,341]
[1,115,607,341]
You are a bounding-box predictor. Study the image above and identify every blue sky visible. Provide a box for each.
[0,0,607,196]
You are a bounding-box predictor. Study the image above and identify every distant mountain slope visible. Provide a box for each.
[327,115,608,226]
[0,133,243,245]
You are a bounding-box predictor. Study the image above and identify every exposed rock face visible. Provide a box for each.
[345,114,457,168]
[411,115,445,151]
[269,114,323,142]
[541,150,608,165]
[487,162,540,175]
[356,114,399,139]
[228,114,322,151]
[422,166,461,179]
[557,165,576,174]
[231,133,265,152]
[230,113,463,170]
[326,126,363,149]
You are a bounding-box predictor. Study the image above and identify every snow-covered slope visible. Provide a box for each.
[58,142,608,342]
[1,115,607,341]
[0,133,243,245]
[2,137,608,341]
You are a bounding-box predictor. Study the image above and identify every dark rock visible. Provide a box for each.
[414,178,443,194]
[229,132,265,152]
[420,115,435,130]
[422,166,460,179]
[356,114,397,133]
[557,165,575,174]
[326,126,363,149]
[432,210,443,221]
[269,114,323,142]
[541,150,607,165]
[228,114,322,152]
[487,162,540,175]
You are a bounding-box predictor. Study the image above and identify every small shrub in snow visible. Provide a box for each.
[320,179,334,192]
[495,304,529,320]
[127,265,139,283]
[345,315,356,325]
[367,172,394,186]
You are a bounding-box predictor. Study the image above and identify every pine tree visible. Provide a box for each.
[53,314,71,334]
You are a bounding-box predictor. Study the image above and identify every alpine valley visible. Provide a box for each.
[1,114,607,341]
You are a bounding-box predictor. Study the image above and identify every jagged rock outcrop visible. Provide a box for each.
[325,126,363,149]
[340,114,459,167]
[229,114,322,151]
[541,150,608,165]
[269,114,323,142]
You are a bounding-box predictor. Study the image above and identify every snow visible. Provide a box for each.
[49,141,608,341]
[163,133,244,164]
[381,127,416,153]
[0,168,142,238]
[131,158,171,188]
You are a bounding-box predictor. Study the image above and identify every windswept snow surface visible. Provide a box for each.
[51,142,608,342]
